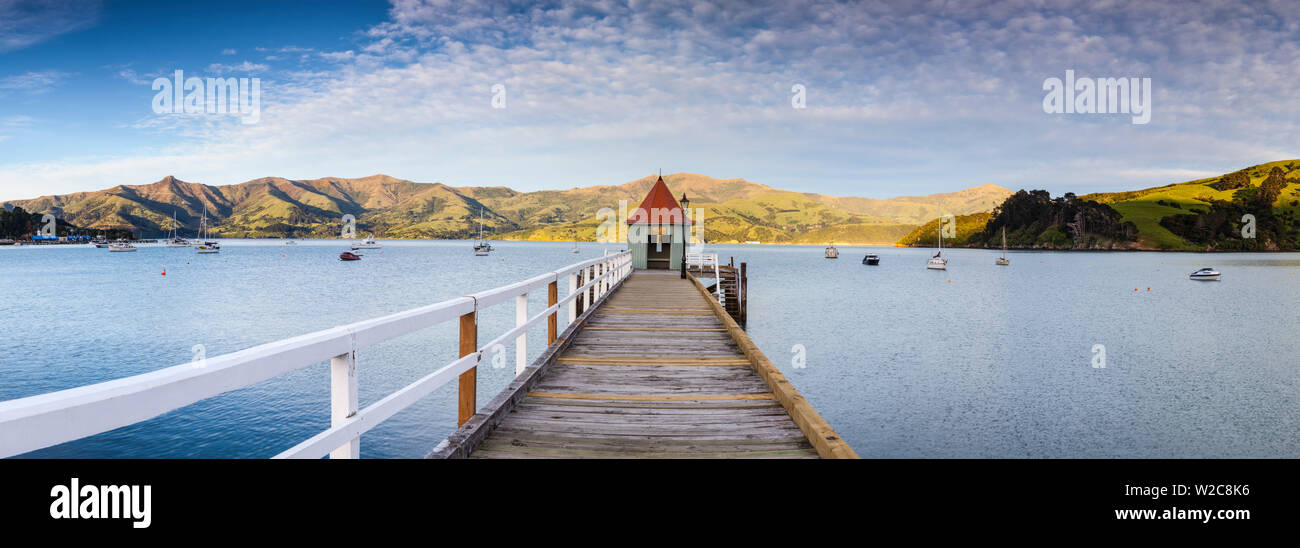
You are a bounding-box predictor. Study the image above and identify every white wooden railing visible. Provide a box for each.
[685,252,723,304]
[0,251,633,459]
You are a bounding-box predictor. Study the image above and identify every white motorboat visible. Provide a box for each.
[108,242,137,252]
[824,240,839,259]
[352,234,382,249]
[1189,267,1220,280]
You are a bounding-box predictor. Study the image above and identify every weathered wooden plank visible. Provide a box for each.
[438,269,850,459]
[684,272,859,459]
[526,392,776,401]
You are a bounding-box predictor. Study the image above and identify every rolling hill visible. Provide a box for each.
[1,174,1011,245]
[900,160,1300,251]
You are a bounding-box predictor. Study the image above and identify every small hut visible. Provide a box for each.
[627,175,693,270]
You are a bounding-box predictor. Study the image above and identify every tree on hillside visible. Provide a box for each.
[1257,167,1288,208]
[972,190,1135,247]
[1212,169,1251,191]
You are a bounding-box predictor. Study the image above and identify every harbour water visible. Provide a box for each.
[1,241,1298,458]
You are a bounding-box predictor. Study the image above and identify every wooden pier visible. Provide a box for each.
[1,251,854,460]
[432,269,856,459]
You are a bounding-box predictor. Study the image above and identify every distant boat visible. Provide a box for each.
[824,240,839,259]
[352,234,381,249]
[474,208,492,255]
[339,251,362,261]
[108,242,136,252]
[926,204,948,270]
[863,253,880,265]
[284,239,297,245]
[996,227,1010,266]
[1189,267,1220,280]
[165,209,191,247]
[195,206,219,254]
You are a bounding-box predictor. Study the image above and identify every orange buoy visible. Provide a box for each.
[161,269,166,276]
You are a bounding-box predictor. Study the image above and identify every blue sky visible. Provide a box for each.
[1,0,1297,200]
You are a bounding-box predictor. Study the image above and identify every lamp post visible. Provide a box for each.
[679,194,690,279]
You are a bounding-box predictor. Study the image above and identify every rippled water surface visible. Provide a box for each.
[2,241,1298,457]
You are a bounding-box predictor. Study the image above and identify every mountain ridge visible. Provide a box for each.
[2,174,1012,244]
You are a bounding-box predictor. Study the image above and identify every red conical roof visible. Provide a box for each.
[627,175,694,224]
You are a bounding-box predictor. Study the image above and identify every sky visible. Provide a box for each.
[0,0,1297,201]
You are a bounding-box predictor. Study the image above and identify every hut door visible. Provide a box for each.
[647,239,671,269]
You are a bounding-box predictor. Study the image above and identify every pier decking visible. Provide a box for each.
[433,270,856,459]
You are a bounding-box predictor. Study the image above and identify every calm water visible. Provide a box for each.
[2,241,1298,458]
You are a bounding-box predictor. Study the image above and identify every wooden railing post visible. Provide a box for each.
[329,351,358,459]
[567,273,578,324]
[547,280,558,345]
[514,293,527,376]
[582,266,592,312]
[457,311,477,427]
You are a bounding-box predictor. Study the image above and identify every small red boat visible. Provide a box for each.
[339,251,362,261]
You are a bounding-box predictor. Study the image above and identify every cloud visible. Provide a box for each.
[206,61,270,73]
[0,0,101,52]
[221,48,237,55]
[2,0,1300,199]
[0,70,72,92]
[109,66,156,85]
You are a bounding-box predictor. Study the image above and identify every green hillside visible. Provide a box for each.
[1081,160,1300,250]
[900,160,1300,251]
[2,173,1009,244]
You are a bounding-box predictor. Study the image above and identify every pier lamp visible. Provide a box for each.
[679,194,690,279]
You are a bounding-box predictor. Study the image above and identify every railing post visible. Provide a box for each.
[457,310,477,427]
[567,273,578,324]
[583,266,592,311]
[547,280,558,345]
[515,293,527,376]
[329,351,358,459]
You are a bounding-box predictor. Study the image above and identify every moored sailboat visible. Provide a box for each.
[926,204,948,270]
[195,206,220,253]
[473,208,492,255]
[996,226,1010,265]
